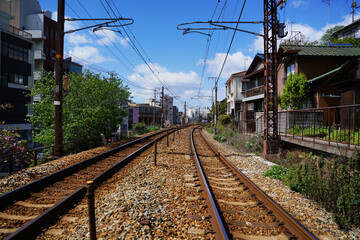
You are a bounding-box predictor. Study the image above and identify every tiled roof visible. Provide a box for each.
[279,44,360,57]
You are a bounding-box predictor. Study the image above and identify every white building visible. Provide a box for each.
[225,71,247,120]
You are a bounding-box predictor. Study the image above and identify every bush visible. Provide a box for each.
[245,134,263,153]
[147,125,159,132]
[264,165,288,180]
[265,152,360,229]
[213,134,227,142]
[133,122,146,134]
[219,115,231,125]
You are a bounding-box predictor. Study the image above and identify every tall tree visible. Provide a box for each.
[29,70,131,147]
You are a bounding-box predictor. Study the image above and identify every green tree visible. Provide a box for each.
[219,98,227,115]
[279,72,310,110]
[29,70,131,147]
[319,25,344,45]
[332,37,360,46]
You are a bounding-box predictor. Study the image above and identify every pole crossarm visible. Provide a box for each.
[177,20,263,36]
[64,18,134,34]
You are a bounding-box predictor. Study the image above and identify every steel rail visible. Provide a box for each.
[0,128,173,210]
[199,128,318,240]
[190,127,230,240]
[2,127,183,240]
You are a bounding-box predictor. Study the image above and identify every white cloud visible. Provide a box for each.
[94,29,123,46]
[205,51,252,79]
[291,0,309,9]
[128,63,200,87]
[120,37,130,48]
[68,46,116,64]
[66,33,91,45]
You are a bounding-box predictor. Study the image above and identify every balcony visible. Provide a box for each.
[245,85,264,98]
[25,29,45,40]
[34,50,46,60]
[9,25,32,39]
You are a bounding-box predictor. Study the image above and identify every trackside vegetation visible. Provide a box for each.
[28,70,131,151]
[207,115,360,229]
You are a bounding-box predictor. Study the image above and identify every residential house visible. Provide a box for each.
[278,44,360,130]
[225,71,247,120]
[278,44,360,108]
[241,53,265,132]
[334,18,360,40]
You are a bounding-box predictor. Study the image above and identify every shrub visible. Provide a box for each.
[213,134,227,142]
[147,125,159,132]
[0,129,31,171]
[219,115,231,125]
[266,152,360,229]
[133,122,146,134]
[264,165,288,180]
[245,134,263,153]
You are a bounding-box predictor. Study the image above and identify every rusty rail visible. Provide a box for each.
[199,128,318,240]
[2,127,183,240]
[190,127,230,240]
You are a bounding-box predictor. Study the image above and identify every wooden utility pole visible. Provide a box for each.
[54,0,65,156]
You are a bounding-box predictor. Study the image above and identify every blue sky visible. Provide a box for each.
[37,0,359,112]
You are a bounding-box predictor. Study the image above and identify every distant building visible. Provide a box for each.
[128,103,161,127]
[63,57,83,74]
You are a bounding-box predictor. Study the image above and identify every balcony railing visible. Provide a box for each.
[9,25,32,39]
[245,85,264,98]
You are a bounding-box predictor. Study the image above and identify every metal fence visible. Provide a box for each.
[234,104,360,149]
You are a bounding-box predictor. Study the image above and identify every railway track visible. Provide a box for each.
[0,127,180,240]
[189,127,318,240]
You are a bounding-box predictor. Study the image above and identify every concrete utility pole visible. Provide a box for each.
[54,0,65,156]
[161,86,164,128]
[153,88,156,125]
[184,102,187,124]
[208,77,217,127]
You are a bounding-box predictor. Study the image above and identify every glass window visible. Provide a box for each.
[286,63,295,76]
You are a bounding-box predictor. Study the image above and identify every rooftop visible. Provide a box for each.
[279,44,360,57]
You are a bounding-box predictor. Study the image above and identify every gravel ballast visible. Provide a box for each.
[1,127,359,239]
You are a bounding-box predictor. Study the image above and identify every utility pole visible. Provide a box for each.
[161,86,164,128]
[54,0,65,156]
[184,102,187,124]
[351,0,359,22]
[208,77,217,127]
[263,0,285,155]
[214,80,218,129]
[153,89,156,125]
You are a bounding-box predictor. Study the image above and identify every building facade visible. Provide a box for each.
[225,71,247,120]
[0,9,34,145]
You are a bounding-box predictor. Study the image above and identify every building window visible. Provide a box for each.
[1,41,29,63]
[8,73,28,85]
[286,63,295,77]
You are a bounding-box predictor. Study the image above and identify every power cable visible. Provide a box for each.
[215,0,247,83]
[68,1,155,90]
[101,0,180,100]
